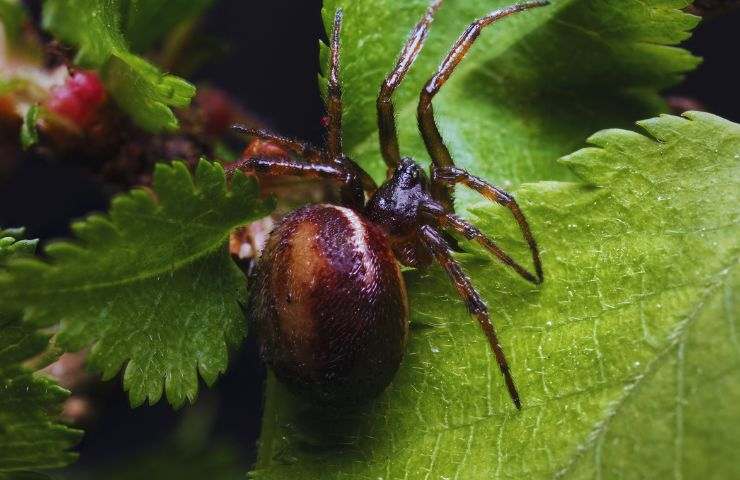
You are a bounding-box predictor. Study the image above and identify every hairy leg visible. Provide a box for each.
[421,200,540,284]
[417,1,549,209]
[420,224,521,409]
[232,126,322,162]
[432,166,543,282]
[326,9,344,159]
[377,0,443,175]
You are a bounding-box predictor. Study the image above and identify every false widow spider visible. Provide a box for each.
[229,0,546,409]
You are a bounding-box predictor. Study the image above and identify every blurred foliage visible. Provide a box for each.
[0,228,82,480]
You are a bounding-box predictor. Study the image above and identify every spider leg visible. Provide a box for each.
[326,9,344,159]
[377,0,443,176]
[417,1,549,210]
[420,224,521,409]
[341,157,379,196]
[421,201,540,284]
[226,156,365,209]
[432,167,543,283]
[232,126,323,162]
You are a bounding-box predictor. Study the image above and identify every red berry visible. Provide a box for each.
[197,88,237,136]
[47,70,106,127]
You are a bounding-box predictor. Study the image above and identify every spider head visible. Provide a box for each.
[365,158,430,242]
[393,157,428,191]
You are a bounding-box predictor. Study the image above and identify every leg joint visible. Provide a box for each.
[466,295,488,315]
[432,166,464,183]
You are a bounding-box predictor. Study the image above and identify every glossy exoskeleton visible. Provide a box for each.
[230,0,547,406]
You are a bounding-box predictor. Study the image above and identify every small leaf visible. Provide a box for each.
[0,317,83,480]
[253,112,739,479]
[41,0,198,132]
[103,52,196,132]
[0,228,81,479]
[0,227,38,261]
[0,319,84,480]
[0,160,275,408]
[20,104,39,150]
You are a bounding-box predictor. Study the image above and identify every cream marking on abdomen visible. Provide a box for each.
[327,204,377,282]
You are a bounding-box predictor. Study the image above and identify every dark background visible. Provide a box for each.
[0,1,738,475]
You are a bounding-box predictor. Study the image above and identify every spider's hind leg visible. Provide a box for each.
[225,156,365,209]
[420,224,521,409]
[232,126,322,162]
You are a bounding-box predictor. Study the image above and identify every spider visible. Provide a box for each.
[229,0,546,409]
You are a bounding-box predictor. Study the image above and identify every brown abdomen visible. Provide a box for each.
[249,204,409,402]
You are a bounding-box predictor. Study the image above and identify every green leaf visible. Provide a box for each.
[0,229,82,479]
[0,227,38,262]
[0,0,27,45]
[20,104,39,150]
[42,0,197,132]
[0,317,82,479]
[0,160,275,408]
[253,112,739,478]
[102,51,196,132]
[321,0,700,188]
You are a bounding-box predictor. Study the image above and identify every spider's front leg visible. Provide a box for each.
[421,200,540,284]
[377,0,443,176]
[431,166,543,283]
[416,1,549,210]
[420,224,521,409]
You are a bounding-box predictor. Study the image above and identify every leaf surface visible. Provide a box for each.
[0,161,274,407]
[254,112,739,479]
[321,0,700,190]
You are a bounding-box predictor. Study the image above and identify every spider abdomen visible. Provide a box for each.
[249,204,409,402]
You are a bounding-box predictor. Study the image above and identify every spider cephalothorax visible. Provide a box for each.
[230,0,547,407]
